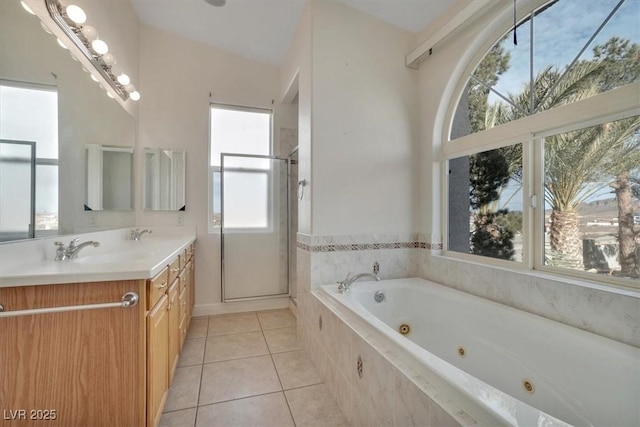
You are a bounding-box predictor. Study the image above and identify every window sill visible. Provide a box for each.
[433,252,640,299]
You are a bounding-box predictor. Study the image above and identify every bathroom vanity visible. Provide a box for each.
[0,228,195,427]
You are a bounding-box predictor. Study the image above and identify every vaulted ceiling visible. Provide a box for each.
[131,0,457,66]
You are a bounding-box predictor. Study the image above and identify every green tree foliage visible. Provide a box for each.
[465,45,518,260]
[593,37,640,277]
[467,42,511,133]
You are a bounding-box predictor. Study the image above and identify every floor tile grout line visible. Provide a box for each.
[202,351,274,366]
[191,315,211,427]
[159,383,324,416]
[196,389,289,409]
[206,329,263,337]
[267,330,298,427]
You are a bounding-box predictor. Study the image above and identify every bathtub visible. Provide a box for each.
[319,278,639,426]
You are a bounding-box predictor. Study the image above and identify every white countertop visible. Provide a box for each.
[0,227,196,287]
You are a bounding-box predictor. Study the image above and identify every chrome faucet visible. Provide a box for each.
[54,238,100,260]
[337,272,380,293]
[130,228,152,241]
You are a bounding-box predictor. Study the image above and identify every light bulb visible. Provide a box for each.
[20,1,35,15]
[66,5,86,24]
[102,53,116,66]
[90,74,99,83]
[57,38,68,50]
[124,83,135,93]
[129,91,140,101]
[81,25,98,41]
[91,39,109,55]
[117,73,130,86]
[106,91,115,99]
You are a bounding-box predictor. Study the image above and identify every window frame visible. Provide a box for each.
[208,103,274,233]
[0,80,59,236]
[441,0,640,288]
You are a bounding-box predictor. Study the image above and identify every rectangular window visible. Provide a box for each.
[209,104,272,230]
[542,116,640,283]
[445,115,640,287]
[0,82,58,236]
[448,143,524,262]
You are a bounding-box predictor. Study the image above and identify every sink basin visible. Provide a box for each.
[73,251,155,264]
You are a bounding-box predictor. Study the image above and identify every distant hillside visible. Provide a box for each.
[578,197,640,219]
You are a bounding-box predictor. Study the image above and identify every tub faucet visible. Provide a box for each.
[337,272,380,293]
[130,228,152,241]
[54,238,100,260]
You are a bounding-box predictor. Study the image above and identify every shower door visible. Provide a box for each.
[221,154,290,301]
[0,139,35,241]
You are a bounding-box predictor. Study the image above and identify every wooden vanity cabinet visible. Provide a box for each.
[0,242,195,427]
[0,280,147,427]
[147,294,169,427]
[167,279,181,382]
[145,245,195,427]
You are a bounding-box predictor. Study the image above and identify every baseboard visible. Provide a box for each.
[193,296,290,317]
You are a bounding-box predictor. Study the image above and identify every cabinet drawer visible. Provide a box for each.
[147,268,169,310]
[168,257,181,284]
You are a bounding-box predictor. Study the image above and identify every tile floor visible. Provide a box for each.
[159,309,350,427]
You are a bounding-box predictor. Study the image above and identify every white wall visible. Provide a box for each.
[281,1,312,236]
[310,0,419,236]
[137,24,292,309]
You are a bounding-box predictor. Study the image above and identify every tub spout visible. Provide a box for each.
[337,272,380,293]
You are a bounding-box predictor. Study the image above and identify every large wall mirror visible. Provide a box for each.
[144,148,186,211]
[0,0,136,242]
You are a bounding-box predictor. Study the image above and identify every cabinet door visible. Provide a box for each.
[167,280,180,384]
[0,280,146,427]
[178,285,188,349]
[147,294,169,427]
[189,259,195,316]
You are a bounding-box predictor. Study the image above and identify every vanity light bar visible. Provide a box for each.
[43,0,140,102]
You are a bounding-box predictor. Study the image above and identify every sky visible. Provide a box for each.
[488,0,640,101]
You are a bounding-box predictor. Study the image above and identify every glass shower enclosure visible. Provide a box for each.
[0,139,35,241]
[221,153,290,301]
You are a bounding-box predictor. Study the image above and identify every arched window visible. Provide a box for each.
[444,0,640,287]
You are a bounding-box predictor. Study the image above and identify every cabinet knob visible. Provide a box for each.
[156,282,167,289]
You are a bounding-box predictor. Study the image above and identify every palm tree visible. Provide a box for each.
[600,118,640,277]
[484,61,605,269]
[543,123,614,269]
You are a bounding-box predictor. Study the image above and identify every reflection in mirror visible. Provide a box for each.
[0,82,59,239]
[0,140,35,242]
[0,0,136,241]
[85,145,133,211]
[144,148,186,211]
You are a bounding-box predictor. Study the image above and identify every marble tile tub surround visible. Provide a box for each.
[419,252,640,348]
[298,232,433,289]
[296,290,471,427]
[298,231,640,347]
